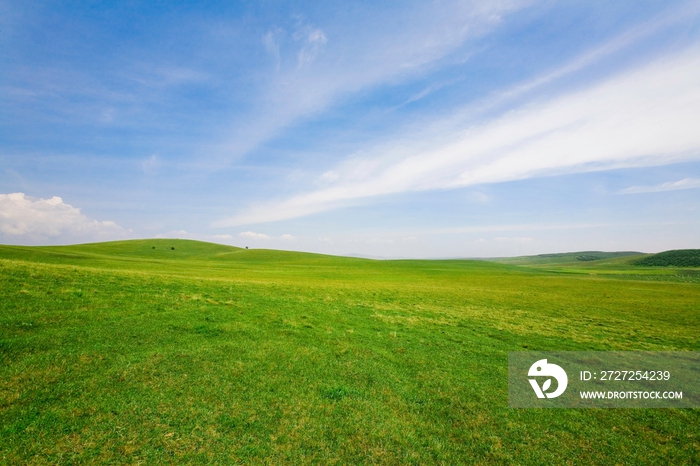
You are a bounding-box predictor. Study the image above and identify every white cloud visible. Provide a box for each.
[619,178,700,194]
[297,28,327,67]
[263,29,283,70]
[280,234,294,241]
[213,234,234,240]
[394,77,466,109]
[495,2,700,103]
[263,30,279,54]
[0,193,130,243]
[217,43,700,226]
[210,1,530,167]
[238,231,271,240]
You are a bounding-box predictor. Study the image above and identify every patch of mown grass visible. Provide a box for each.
[0,240,699,464]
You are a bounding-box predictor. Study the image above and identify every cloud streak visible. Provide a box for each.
[211,0,531,166]
[619,178,700,194]
[216,43,700,226]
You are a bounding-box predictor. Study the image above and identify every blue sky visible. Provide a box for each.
[1,0,699,257]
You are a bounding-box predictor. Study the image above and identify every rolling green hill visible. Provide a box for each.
[492,250,644,266]
[635,249,700,267]
[1,240,699,464]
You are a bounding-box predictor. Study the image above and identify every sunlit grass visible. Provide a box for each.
[1,239,698,464]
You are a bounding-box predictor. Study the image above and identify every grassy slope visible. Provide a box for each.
[492,251,645,266]
[635,249,700,267]
[1,240,699,464]
[492,251,700,283]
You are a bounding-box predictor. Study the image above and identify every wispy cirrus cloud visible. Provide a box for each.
[296,28,327,67]
[619,178,700,194]
[211,0,532,166]
[496,1,700,102]
[215,1,700,172]
[216,42,700,227]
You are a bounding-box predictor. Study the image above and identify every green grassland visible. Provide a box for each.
[1,239,699,464]
[492,250,700,284]
[491,251,644,266]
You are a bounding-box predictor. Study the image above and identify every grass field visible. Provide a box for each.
[1,239,699,464]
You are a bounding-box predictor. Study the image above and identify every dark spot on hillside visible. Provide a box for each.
[576,255,600,261]
[0,340,14,356]
[193,325,222,337]
[218,414,241,431]
[635,249,700,267]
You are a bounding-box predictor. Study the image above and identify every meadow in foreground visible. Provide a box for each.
[1,239,698,464]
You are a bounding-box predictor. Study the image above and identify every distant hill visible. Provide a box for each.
[0,238,371,268]
[492,251,643,266]
[635,249,700,267]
